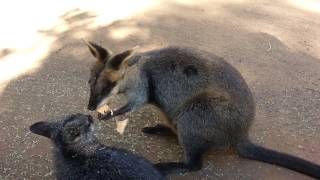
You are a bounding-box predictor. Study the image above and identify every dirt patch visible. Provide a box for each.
[0,1,319,179]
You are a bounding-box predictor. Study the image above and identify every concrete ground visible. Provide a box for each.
[0,0,320,179]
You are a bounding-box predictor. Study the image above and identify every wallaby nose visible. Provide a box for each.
[88,95,98,111]
[87,104,96,111]
[87,115,94,124]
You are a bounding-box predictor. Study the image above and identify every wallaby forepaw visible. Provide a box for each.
[142,127,157,134]
[97,112,112,121]
[142,125,175,136]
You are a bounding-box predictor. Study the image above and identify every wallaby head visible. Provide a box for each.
[30,114,95,148]
[84,40,134,110]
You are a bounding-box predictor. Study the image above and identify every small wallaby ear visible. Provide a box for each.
[83,40,112,63]
[108,48,135,70]
[30,122,53,138]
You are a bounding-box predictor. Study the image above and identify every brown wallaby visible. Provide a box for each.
[30,114,166,180]
[84,41,320,178]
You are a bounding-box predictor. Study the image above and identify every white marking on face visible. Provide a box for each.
[96,83,120,112]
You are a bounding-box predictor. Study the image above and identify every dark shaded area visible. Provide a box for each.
[0,2,319,180]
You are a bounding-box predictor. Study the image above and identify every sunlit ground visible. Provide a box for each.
[287,0,320,13]
[0,0,161,94]
[0,0,238,94]
[0,0,319,94]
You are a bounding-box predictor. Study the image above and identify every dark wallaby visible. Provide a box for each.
[30,114,166,180]
[84,41,320,178]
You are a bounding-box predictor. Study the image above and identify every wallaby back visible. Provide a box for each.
[140,47,254,118]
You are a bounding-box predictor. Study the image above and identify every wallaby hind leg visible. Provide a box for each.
[155,137,207,174]
[155,93,224,174]
[155,134,209,174]
[142,124,175,136]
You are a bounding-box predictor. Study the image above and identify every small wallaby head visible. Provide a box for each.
[84,40,134,110]
[30,114,95,147]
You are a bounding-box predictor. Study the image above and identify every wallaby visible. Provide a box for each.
[30,113,166,180]
[84,41,320,178]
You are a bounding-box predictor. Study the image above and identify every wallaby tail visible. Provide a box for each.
[236,139,320,179]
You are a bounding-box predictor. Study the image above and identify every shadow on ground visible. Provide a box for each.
[0,1,319,180]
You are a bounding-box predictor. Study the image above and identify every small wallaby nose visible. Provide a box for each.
[87,115,94,124]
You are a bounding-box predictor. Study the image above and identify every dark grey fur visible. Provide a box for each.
[30,114,166,180]
[85,42,320,179]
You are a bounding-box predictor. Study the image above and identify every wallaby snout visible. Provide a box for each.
[87,94,98,110]
[87,101,97,111]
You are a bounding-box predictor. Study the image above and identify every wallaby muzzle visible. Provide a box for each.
[87,95,98,111]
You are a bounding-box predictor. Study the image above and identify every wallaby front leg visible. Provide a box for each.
[98,103,132,121]
[142,124,176,136]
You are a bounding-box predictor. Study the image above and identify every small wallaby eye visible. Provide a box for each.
[71,130,80,137]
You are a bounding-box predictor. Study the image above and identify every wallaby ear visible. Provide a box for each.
[83,40,112,64]
[108,48,135,70]
[30,122,53,138]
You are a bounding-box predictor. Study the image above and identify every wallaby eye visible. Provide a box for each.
[88,77,97,84]
[70,129,80,137]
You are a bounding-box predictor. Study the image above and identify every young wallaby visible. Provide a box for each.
[30,114,166,180]
[84,41,320,179]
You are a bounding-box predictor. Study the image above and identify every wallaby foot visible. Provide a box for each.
[142,124,175,136]
[155,161,202,174]
[155,144,205,174]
